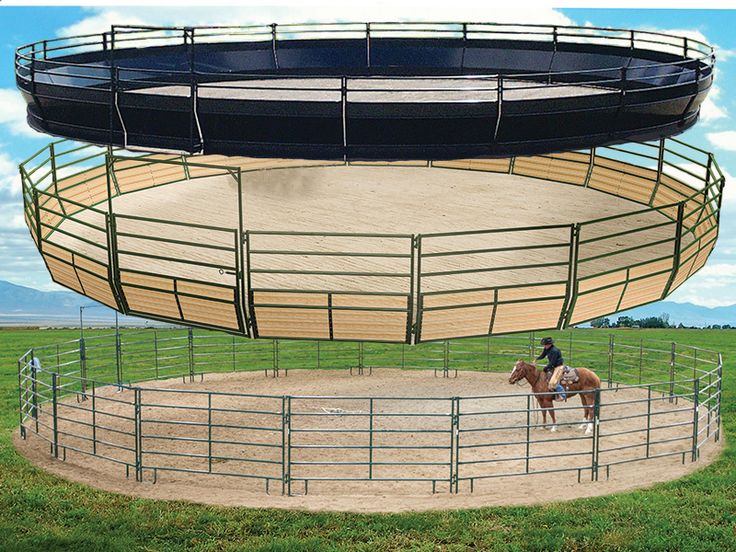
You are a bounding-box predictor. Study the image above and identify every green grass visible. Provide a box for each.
[1,327,734,551]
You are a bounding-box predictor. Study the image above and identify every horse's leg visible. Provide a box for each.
[583,391,595,435]
[549,404,557,432]
[578,392,588,429]
[539,398,547,429]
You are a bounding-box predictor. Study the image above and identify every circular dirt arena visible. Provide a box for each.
[16,368,722,512]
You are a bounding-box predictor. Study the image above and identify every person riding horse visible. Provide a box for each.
[537,337,566,400]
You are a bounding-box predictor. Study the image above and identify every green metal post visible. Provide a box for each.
[115,327,122,388]
[607,335,614,388]
[646,385,652,458]
[691,377,699,462]
[715,356,722,442]
[30,351,38,422]
[91,382,97,455]
[525,394,531,473]
[453,397,460,493]
[638,338,643,384]
[669,342,676,403]
[79,338,87,395]
[208,393,213,473]
[52,372,58,458]
[368,398,374,479]
[591,389,601,481]
[134,388,142,482]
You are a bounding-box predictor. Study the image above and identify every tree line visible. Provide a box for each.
[589,314,734,329]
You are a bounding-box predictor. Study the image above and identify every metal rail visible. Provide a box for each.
[19,137,725,342]
[17,330,722,495]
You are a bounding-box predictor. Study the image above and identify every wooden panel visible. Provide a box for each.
[177,281,235,302]
[45,256,83,293]
[629,258,673,279]
[332,294,407,309]
[431,158,511,173]
[498,283,566,301]
[332,311,407,341]
[577,270,627,294]
[255,308,330,339]
[122,286,181,319]
[421,290,493,309]
[513,155,588,186]
[120,271,175,292]
[618,273,670,310]
[420,305,493,341]
[252,291,328,307]
[569,284,625,325]
[41,242,74,263]
[76,271,117,308]
[588,165,655,205]
[179,296,239,330]
[492,299,563,334]
[74,255,108,278]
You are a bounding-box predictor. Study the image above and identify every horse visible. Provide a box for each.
[508,359,601,434]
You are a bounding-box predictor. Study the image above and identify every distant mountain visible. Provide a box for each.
[611,301,736,327]
[0,280,162,326]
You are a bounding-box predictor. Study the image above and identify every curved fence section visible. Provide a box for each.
[15,23,714,157]
[17,331,722,494]
[20,138,725,341]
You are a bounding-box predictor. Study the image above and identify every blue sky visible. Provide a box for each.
[0,6,735,306]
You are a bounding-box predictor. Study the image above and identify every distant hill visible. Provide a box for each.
[1,279,734,328]
[611,301,736,327]
[0,280,164,326]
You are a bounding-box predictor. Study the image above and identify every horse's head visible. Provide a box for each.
[509,359,528,384]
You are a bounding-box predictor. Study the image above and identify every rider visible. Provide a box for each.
[536,337,566,401]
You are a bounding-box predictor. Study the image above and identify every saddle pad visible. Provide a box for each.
[561,366,579,384]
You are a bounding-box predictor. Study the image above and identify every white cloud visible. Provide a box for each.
[699,84,727,123]
[669,263,736,307]
[0,89,44,139]
[57,6,574,35]
[0,151,20,196]
[706,131,736,152]
[57,10,148,37]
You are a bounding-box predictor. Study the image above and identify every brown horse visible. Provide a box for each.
[509,359,601,434]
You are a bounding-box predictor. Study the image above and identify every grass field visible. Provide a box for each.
[0,327,734,551]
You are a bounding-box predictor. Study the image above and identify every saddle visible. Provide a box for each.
[560,366,579,385]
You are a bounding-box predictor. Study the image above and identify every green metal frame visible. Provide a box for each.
[16,330,723,495]
[19,137,725,343]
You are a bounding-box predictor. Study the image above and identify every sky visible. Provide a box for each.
[0,5,735,307]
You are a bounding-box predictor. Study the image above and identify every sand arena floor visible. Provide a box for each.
[16,369,722,512]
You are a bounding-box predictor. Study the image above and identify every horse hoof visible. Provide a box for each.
[550,426,557,432]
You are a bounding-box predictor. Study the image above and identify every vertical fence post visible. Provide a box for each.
[368,398,374,480]
[30,351,38,422]
[591,389,601,481]
[715,355,722,442]
[134,387,142,482]
[691,377,699,462]
[79,337,87,395]
[187,328,194,382]
[208,392,213,473]
[646,385,652,458]
[638,338,643,384]
[607,335,614,388]
[91,382,97,455]
[17,359,24,436]
[525,393,531,473]
[282,396,291,495]
[115,327,123,388]
[51,372,59,458]
[669,342,676,403]
[454,397,460,493]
